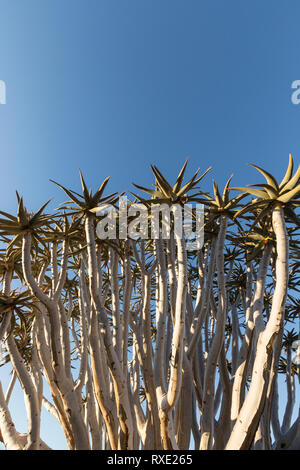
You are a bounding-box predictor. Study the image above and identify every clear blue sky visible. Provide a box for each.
[0,0,299,449]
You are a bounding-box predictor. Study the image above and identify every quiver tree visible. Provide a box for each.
[0,157,299,450]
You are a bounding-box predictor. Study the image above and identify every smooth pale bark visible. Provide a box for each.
[271,378,282,443]
[166,234,177,322]
[191,388,201,449]
[281,348,295,434]
[121,241,133,375]
[158,212,188,450]
[79,258,111,437]
[262,329,284,449]
[200,215,228,450]
[17,434,52,450]
[22,232,90,450]
[131,326,150,448]
[88,302,118,450]
[35,308,75,449]
[74,263,89,395]
[109,248,122,359]
[0,381,21,450]
[176,354,193,449]
[141,273,161,448]
[154,239,168,401]
[85,367,103,450]
[245,262,253,323]
[42,397,60,422]
[231,303,239,377]
[5,371,17,404]
[6,335,40,450]
[0,312,11,343]
[226,206,289,450]
[214,341,232,449]
[0,270,13,341]
[188,238,217,360]
[85,215,134,450]
[275,415,300,450]
[230,244,272,424]
[131,240,162,447]
[1,187,298,451]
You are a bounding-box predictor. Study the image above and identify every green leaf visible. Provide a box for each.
[91,177,111,205]
[247,233,264,242]
[222,174,233,205]
[177,166,211,197]
[224,193,247,210]
[68,188,85,200]
[284,206,300,226]
[29,199,52,226]
[0,211,17,222]
[247,242,265,262]
[248,206,273,231]
[247,183,278,199]
[280,164,300,193]
[233,199,269,219]
[7,234,23,252]
[132,183,162,198]
[277,184,300,203]
[231,187,269,199]
[248,163,279,190]
[93,192,118,206]
[213,181,223,207]
[79,169,90,202]
[0,226,21,234]
[17,197,28,226]
[0,219,19,226]
[279,154,294,188]
[50,180,84,207]
[173,159,189,193]
[151,165,174,198]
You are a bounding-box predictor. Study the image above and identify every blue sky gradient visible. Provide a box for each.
[0,0,299,449]
[1,0,300,210]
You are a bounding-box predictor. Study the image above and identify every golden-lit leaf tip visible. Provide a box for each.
[277,184,300,203]
[279,163,300,193]
[78,169,90,201]
[248,163,279,191]
[173,159,189,193]
[222,174,234,200]
[279,154,294,189]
